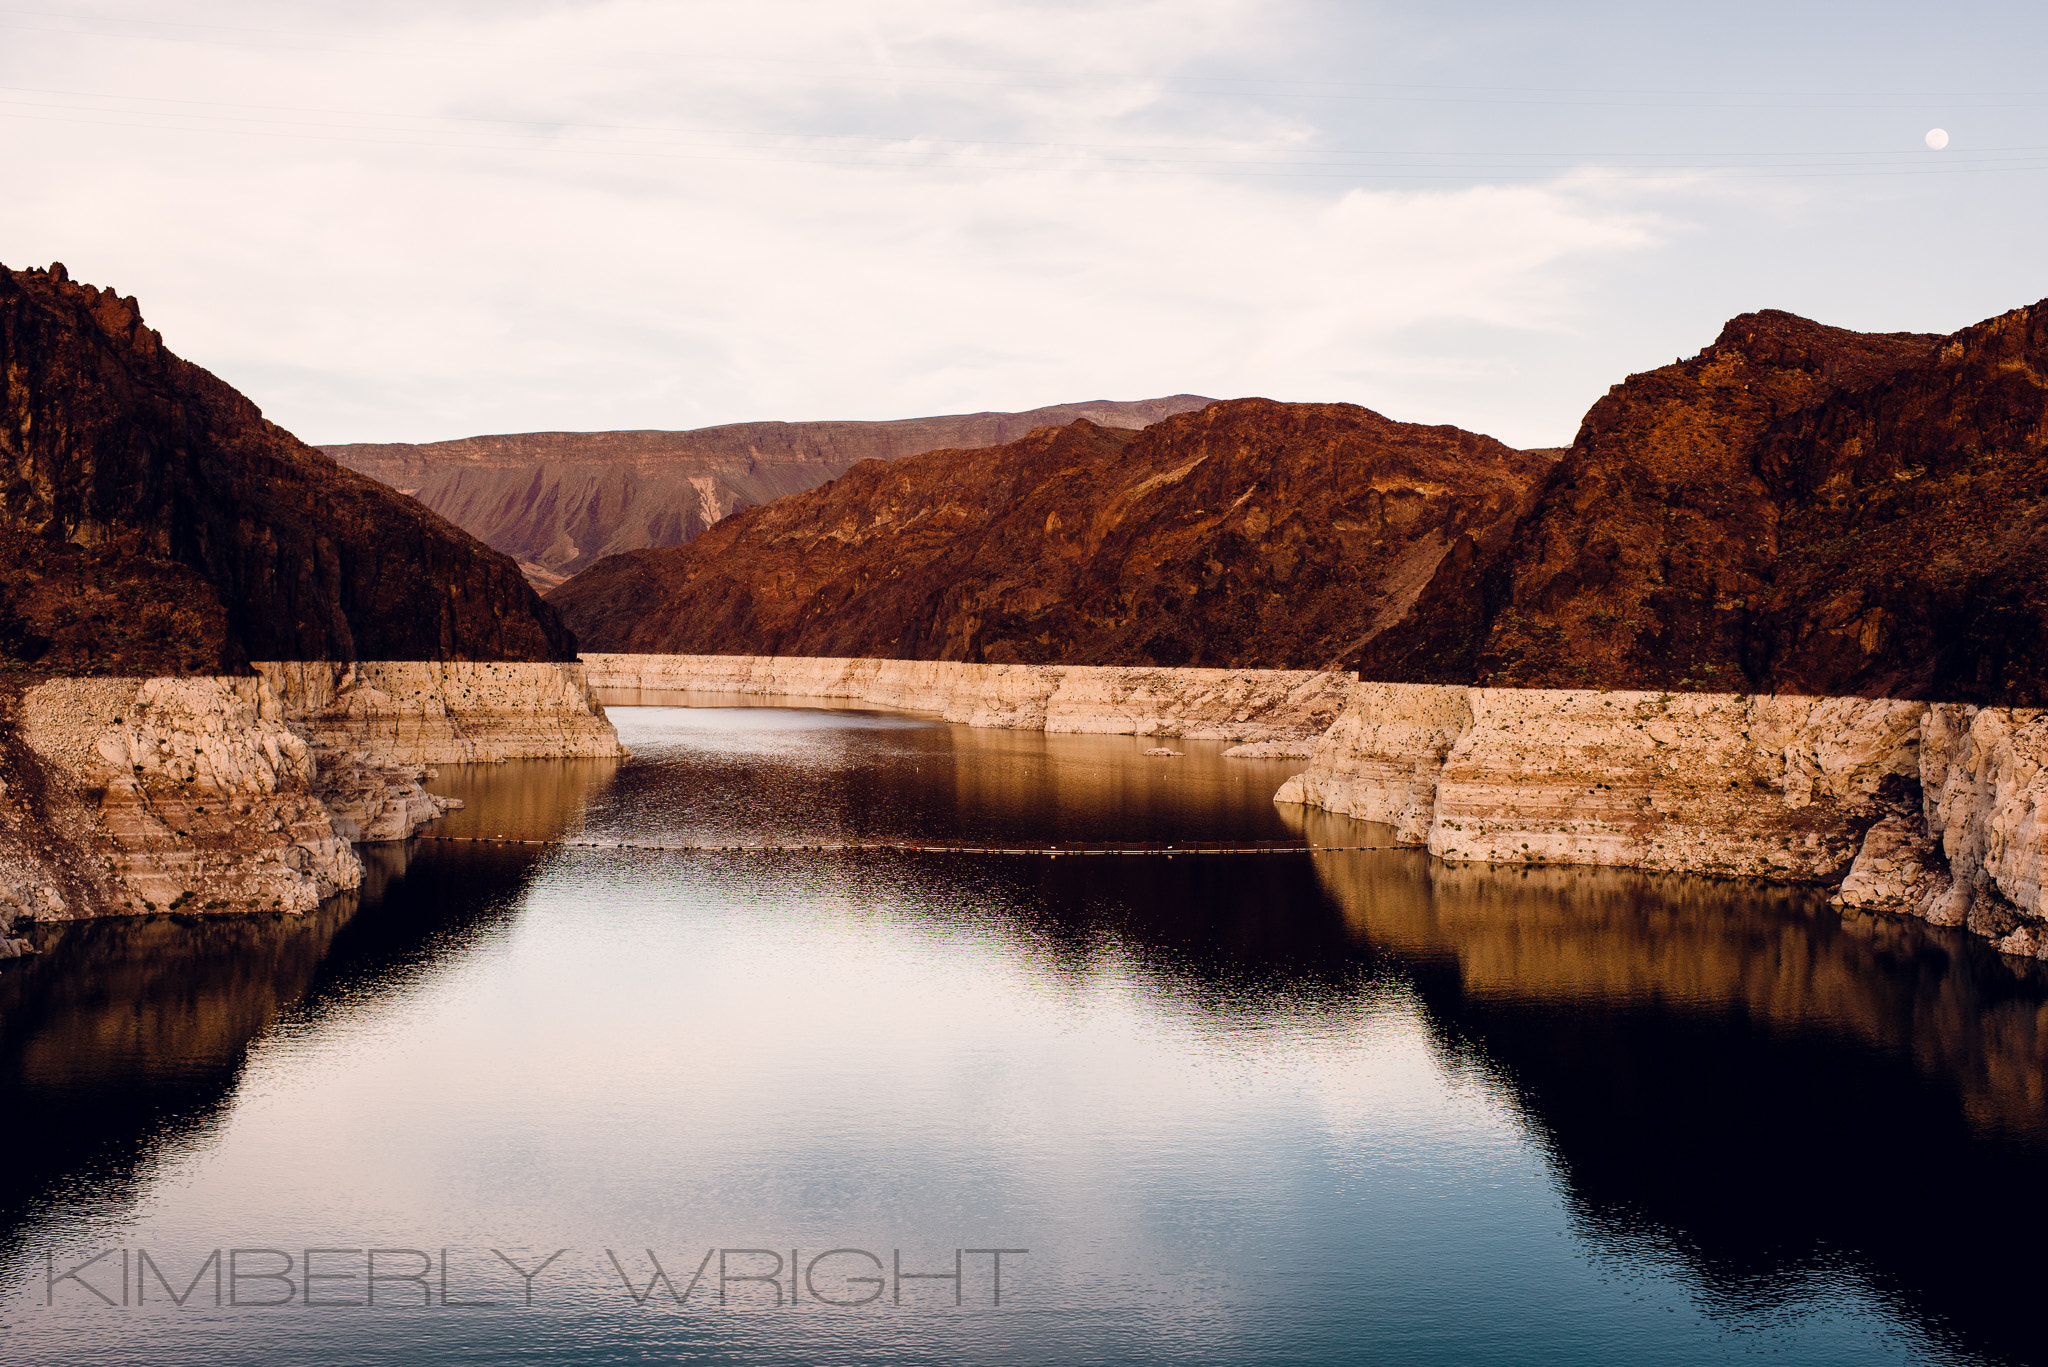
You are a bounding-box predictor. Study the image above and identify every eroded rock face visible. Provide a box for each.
[582,653,1351,742]
[0,261,577,673]
[16,675,377,916]
[1270,683,1474,842]
[0,662,622,932]
[256,661,624,764]
[323,397,1216,591]
[1752,312,2048,702]
[551,401,1551,670]
[1427,691,1925,880]
[1916,706,2048,952]
[1277,683,2048,957]
[1367,304,2048,706]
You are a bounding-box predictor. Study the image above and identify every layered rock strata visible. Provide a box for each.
[1275,684,2048,958]
[256,661,624,765]
[0,662,622,938]
[325,396,1215,591]
[6,674,392,924]
[580,652,1352,742]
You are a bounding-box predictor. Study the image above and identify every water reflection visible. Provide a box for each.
[424,755,621,840]
[0,903,357,1253]
[0,824,570,1288]
[0,705,2043,1366]
[566,703,1305,848]
[1282,807,2048,1364]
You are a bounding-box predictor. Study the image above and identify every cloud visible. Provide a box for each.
[0,1,1720,445]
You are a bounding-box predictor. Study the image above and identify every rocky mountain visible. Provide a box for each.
[1363,304,2048,705]
[548,399,1552,669]
[323,396,1214,590]
[0,262,577,675]
[550,300,2048,707]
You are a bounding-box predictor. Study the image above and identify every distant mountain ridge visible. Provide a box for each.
[324,396,1214,589]
[546,399,1551,669]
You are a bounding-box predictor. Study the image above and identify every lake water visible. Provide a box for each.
[3,701,2046,1366]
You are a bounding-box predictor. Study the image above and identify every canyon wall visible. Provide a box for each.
[1,262,578,673]
[1275,683,2048,958]
[255,660,623,764]
[0,663,621,946]
[551,402,1551,669]
[1361,305,2047,705]
[550,305,2047,708]
[581,652,1353,742]
[325,397,1214,591]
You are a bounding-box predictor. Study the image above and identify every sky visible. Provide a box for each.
[3,1,2045,448]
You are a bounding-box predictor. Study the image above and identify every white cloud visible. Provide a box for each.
[8,0,2032,448]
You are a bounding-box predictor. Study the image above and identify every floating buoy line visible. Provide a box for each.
[415,834,1408,857]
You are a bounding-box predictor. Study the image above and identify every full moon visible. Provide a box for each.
[1926,128,1950,149]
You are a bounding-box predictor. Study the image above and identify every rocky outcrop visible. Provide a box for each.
[0,257,628,941]
[1362,304,2048,706]
[1836,705,2048,956]
[551,401,1552,669]
[1,261,577,674]
[581,652,1352,742]
[1276,683,2048,957]
[325,397,1214,590]
[0,662,622,938]
[256,661,623,765]
[7,675,384,923]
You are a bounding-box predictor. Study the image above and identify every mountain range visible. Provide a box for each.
[323,397,1213,590]
[9,255,2043,709]
[546,399,1551,669]
[550,304,2048,706]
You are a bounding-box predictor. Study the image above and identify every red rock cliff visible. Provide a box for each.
[0,262,578,673]
[549,399,1550,669]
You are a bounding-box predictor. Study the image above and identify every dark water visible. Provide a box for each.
[2,702,2045,1366]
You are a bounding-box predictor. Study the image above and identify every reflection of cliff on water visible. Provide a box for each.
[1284,805,2048,1366]
[939,725,1305,845]
[421,754,622,840]
[1280,805,2048,1137]
[0,901,358,1258]
[579,702,1302,848]
[0,761,601,1282]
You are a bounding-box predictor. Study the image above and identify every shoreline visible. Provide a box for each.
[1284,683,2046,960]
[580,654,2048,961]
[578,652,1353,742]
[0,662,621,947]
[8,653,2041,966]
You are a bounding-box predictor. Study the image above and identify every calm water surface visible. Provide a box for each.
[2,701,2045,1366]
